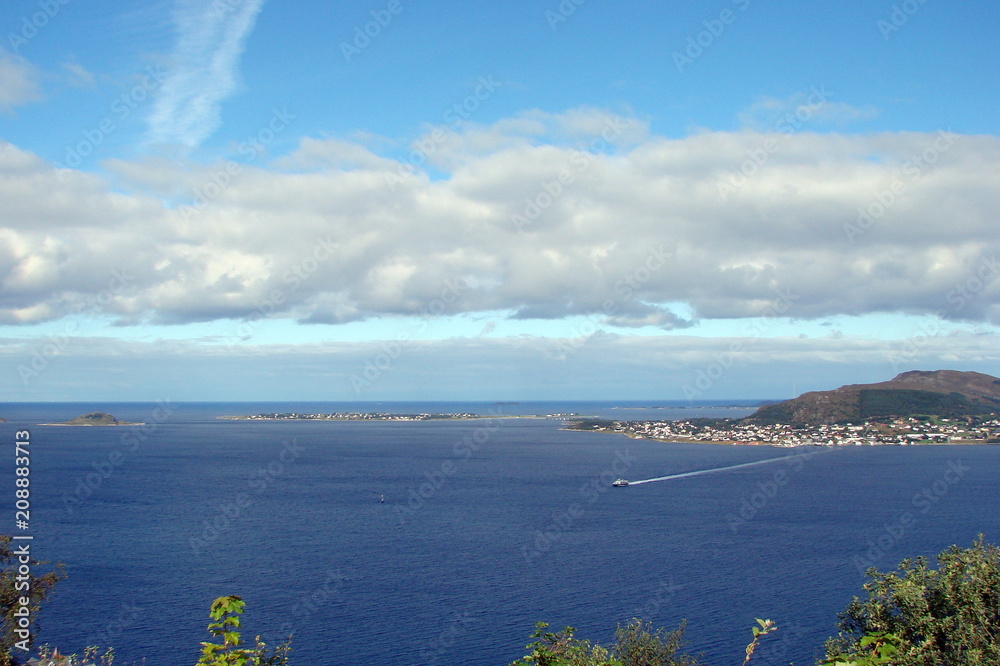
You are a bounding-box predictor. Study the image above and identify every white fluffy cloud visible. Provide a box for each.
[2,110,999,329]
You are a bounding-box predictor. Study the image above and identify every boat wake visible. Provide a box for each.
[627,455,794,485]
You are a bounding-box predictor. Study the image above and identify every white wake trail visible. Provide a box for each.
[628,455,792,485]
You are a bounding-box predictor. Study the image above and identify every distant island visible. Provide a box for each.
[219,411,580,421]
[42,412,141,426]
[222,412,486,421]
[567,370,1000,447]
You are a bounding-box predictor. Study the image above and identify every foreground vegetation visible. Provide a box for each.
[2,537,998,664]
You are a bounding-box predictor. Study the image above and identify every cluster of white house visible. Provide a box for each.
[610,416,1000,447]
[244,412,480,421]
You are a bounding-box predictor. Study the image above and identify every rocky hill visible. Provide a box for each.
[744,370,1000,425]
[59,412,132,426]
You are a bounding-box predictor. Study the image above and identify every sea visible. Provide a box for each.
[2,401,998,666]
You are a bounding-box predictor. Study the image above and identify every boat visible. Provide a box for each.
[612,478,629,487]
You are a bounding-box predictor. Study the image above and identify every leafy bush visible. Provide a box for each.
[196,596,291,666]
[0,535,65,665]
[614,618,699,666]
[510,618,704,666]
[509,622,619,666]
[823,535,1000,665]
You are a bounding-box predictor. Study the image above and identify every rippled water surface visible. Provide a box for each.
[2,402,998,665]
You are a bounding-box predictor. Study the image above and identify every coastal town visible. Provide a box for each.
[227,412,485,421]
[576,415,1000,447]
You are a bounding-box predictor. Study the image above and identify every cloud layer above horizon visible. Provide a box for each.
[1,108,998,334]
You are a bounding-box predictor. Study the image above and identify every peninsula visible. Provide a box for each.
[567,370,1000,447]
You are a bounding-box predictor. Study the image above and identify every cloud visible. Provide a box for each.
[146,0,266,147]
[60,60,96,88]
[1,109,999,330]
[737,89,879,131]
[5,331,999,401]
[0,49,42,112]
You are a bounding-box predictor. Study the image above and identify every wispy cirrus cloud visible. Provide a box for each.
[146,0,266,147]
[0,48,42,112]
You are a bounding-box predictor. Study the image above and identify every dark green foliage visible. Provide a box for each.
[821,632,903,666]
[613,618,699,666]
[858,389,998,419]
[61,413,120,425]
[0,535,65,665]
[510,623,619,666]
[510,619,700,666]
[683,418,735,428]
[742,400,803,425]
[564,419,617,431]
[824,536,1000,665]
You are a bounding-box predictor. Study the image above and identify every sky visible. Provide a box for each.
[1,0,999,401]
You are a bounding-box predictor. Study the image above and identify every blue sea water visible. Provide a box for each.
[1,401,999,665]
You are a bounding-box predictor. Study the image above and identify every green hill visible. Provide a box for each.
[59,412,129,426]
[745,370,1000,425]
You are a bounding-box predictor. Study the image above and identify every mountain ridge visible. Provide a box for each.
[744,370,1000,425]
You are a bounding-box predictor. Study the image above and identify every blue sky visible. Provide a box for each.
[1,0,999,401]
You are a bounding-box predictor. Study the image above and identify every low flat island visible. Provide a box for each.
[220,411,580,422]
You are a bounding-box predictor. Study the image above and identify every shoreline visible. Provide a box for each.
[563,424,1000,447]
[217,413,582,422]
[38,422,145,427]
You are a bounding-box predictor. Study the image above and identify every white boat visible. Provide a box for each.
[612,478,629,487]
